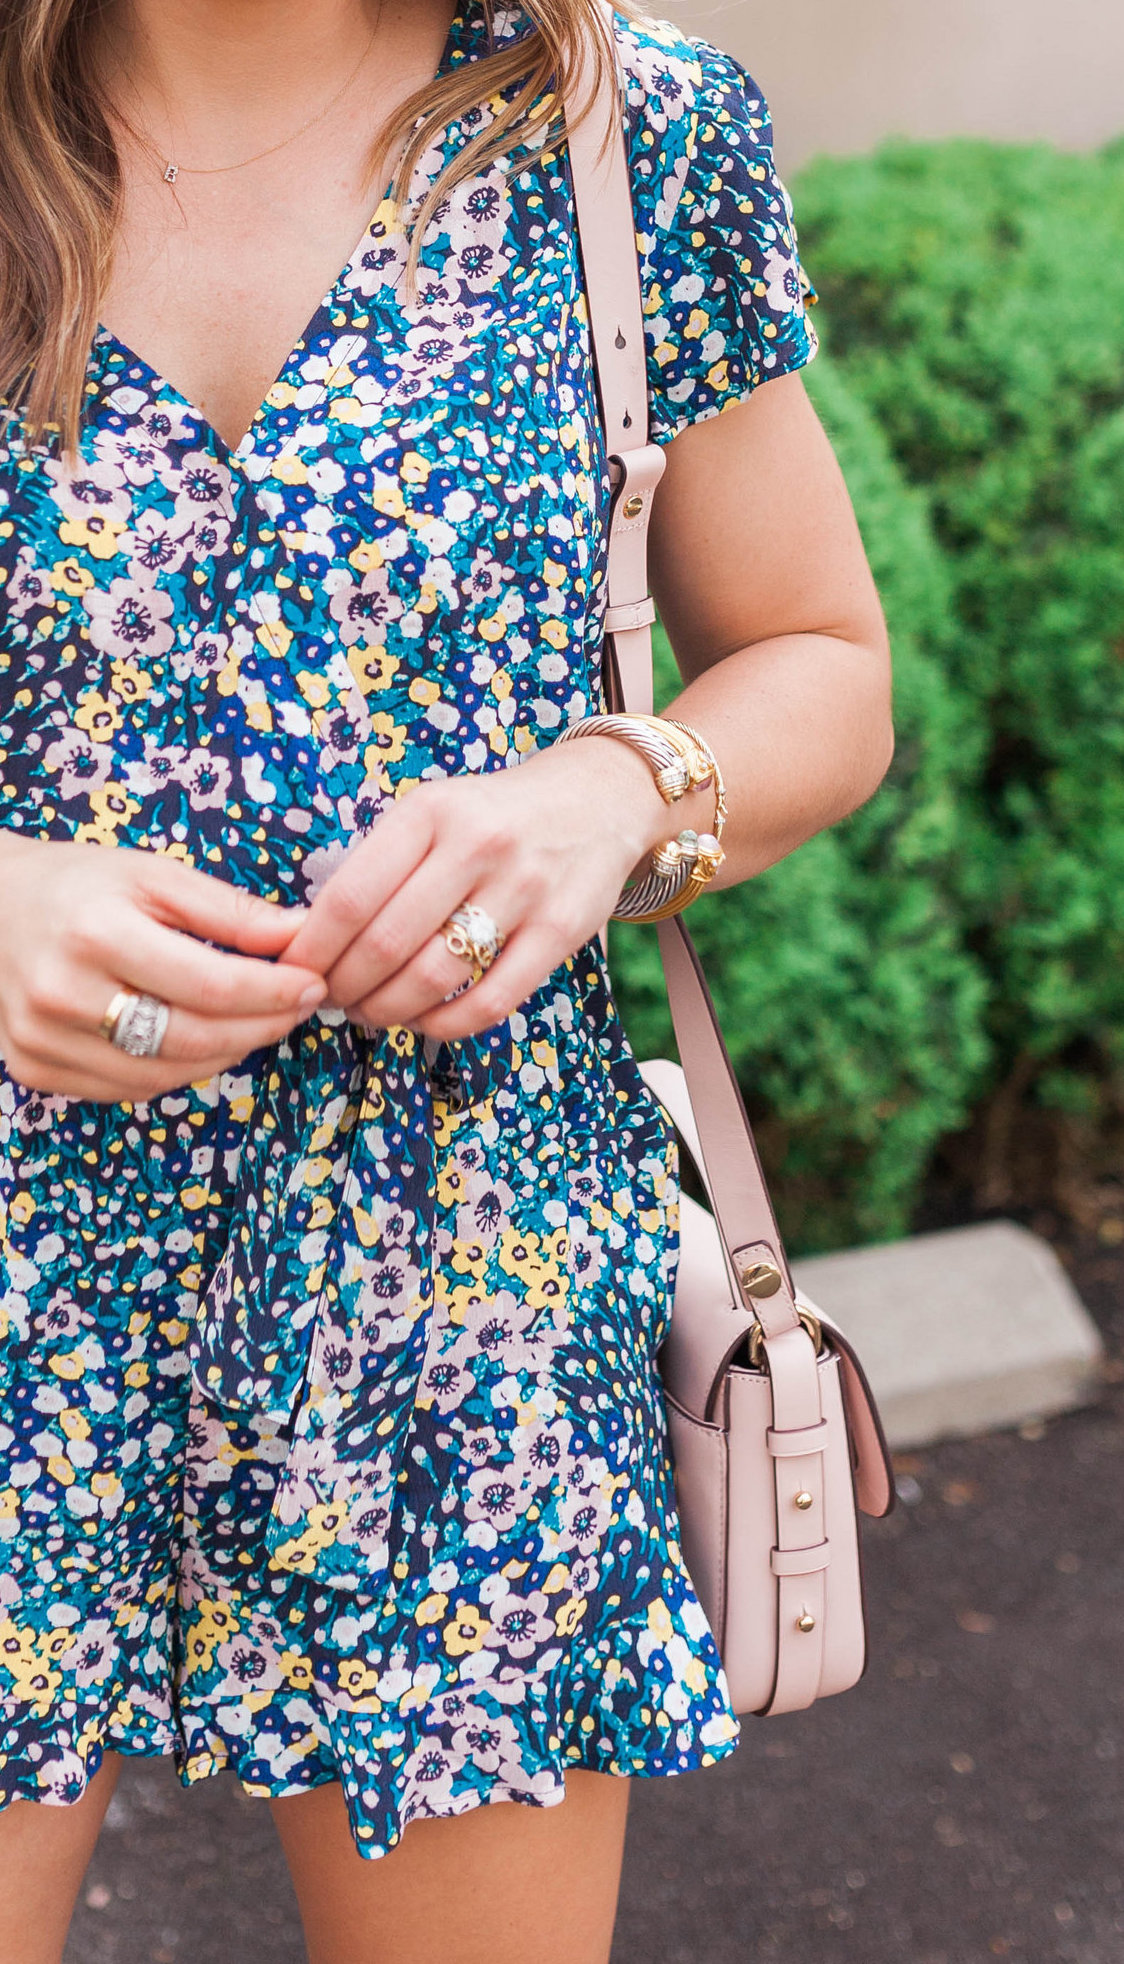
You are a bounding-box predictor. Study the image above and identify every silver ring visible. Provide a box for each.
[441,904,505,979]
[102,991,171,1058]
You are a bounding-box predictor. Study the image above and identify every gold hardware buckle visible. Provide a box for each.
[747,1307,825,1371]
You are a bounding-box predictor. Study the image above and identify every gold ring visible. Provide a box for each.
[98,990,134,1043]
[441,903,505,981]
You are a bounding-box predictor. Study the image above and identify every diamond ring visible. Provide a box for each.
[99,990,171,1058]
[441,904,505,984]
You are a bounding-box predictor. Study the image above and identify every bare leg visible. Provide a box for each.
[0,1755,120,1964]
[272,1769,630,1964]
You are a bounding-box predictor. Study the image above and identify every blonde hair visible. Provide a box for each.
[0,0,617,450]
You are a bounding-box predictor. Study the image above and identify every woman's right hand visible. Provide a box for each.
[0,836,327,1102]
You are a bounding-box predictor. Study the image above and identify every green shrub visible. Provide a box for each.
[613,137,1124,1251]
[797,138,1124,1202]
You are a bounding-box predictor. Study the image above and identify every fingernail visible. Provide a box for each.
[299,983,327,1009]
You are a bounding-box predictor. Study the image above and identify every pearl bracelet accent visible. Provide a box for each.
[556,712,727,923]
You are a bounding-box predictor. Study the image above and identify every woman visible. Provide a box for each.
[0,0,891,1958]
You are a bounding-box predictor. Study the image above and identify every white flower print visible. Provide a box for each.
[124,508,191,576]
[761,244,802,316]
[43,727,113,800]
[326,564,404,647]
[83,575,174,660]
[173,747,233,811]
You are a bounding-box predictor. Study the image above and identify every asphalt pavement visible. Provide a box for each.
[62,1229,1124,1964]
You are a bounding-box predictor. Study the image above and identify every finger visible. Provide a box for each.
[407,926,560,1045]
[4,1001,316,1103]
[324,856,492,1011]
[284,805,437,979]
[83,908,327,1022]
[128,851,312,957]
[342,924,490,1032]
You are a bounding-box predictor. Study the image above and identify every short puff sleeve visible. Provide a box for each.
[619,22,818,445]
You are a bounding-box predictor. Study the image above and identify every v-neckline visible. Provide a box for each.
[93,1,477,463]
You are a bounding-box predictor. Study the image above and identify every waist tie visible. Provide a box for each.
[189,1012,514,1593]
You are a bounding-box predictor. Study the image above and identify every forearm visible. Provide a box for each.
[661,626,893,888]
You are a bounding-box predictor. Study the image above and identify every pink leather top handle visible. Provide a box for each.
[565,8,804,1344]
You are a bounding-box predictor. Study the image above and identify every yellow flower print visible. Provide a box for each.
[554,1596,587,1638]
[270,1501,345,1574]
[496,1226,568,1313]
[157,1317,189,1347]
[86,783,142,833]
[414,1593,448,1627]
[337,1657,380,1699]
[371,482,405,519]
[407,677,440,707]
[47,1454,74,1486]
[271,455,308,486]
[347,540,384,575]
[646,1598,674,1644]
[540,619,568,651]
[0,1488,19,1522]
[479,612,507,644]
[47,1351,84,1381]
[58,1410,90,1442]
[90,1472,121,1501]
[366,712,406,766]
[279,1650,315,1691]
[51,556,94,596]
[58,510,126,560]
[0,1621,35,1669]
[255,618,293,658]
[109,658,153,703]
[73,692,123,743]
[435,1162,469,1210]
[346,644,398,696]
[542,559,567,588]
[216,651,241,697]
[450,1239,488,1280]
[296,670,332,709]
[442,1280,487,1327]
[10,1191,35,1226]
[442,1602,489,1657]
[6,1656,62,1718]
[123,1361,150,1389]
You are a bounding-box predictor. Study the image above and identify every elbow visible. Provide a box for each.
[848,625,896,811]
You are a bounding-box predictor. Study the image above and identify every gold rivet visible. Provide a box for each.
[795,1491,814,1511]
[797,1613,816,1634]
[740,1260,782,1299]
[622,494,644,519]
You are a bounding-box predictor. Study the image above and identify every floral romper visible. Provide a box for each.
[0,6,815,1854]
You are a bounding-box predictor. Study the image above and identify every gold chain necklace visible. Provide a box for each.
[114,17,381,187]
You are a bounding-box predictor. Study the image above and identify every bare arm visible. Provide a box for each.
[649,369,893,884]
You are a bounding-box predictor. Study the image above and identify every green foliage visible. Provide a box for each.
[613,137,1124,1250]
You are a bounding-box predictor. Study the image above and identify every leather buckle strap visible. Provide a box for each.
[767,1421,829,1458]
[604,597,657,634]
[771,1541,831,1578]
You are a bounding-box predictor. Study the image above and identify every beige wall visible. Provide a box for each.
[661,0,1124,172]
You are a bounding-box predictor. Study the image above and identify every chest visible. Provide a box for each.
[101,145,400,453]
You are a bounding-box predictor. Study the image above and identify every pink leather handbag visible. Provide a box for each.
[566,11,896,1718]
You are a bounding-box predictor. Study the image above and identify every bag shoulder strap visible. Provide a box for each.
[565,8,803,1342]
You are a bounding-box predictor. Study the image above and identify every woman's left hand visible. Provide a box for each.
[281,739,677,1041]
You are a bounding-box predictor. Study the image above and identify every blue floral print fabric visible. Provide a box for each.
[0,6,815,1852]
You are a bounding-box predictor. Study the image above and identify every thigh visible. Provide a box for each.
[271,1769,630,1964]
[0,1755,119,1964]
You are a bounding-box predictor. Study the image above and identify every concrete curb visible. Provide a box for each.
[793,1218,1105,1449]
